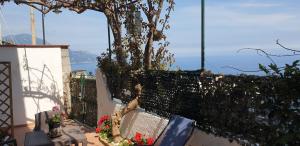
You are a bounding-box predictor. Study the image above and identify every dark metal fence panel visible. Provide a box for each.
[0,62,14,137]
[70,78,97,127]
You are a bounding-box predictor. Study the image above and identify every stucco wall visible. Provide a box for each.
[0,46,65,125]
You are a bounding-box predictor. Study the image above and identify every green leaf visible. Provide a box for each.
[292,60,300,67]
[268,63,280,74]
[259,64,269,74]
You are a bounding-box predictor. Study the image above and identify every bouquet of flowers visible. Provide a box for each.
[96,115,113,142]
[48,105,62,138]
[48,106,61,128]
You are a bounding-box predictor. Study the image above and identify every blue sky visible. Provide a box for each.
[0,0,300,73]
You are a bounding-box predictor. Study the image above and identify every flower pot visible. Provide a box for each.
[48,122,62,138]
[49,122,60,129]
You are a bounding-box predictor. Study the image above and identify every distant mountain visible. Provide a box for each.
[3,33,47,45]
[3,33,98,64]
[69,50,97,64]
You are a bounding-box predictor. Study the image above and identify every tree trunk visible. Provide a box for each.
[144,27,155,70]
[104,9,126,67]
[111,84,142,143]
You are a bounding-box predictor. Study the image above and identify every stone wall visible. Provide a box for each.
[61,49,72,113]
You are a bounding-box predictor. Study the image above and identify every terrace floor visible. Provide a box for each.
[14,122,104,146]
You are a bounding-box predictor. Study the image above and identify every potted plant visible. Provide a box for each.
[96,115,154,146]
[48,106,62,138]
[48,114,61,129]
[96,115,113,143]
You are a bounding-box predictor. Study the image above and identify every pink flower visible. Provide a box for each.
[52,106,60,112]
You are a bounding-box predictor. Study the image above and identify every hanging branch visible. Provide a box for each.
[276,39,300,53]
[229,40,300,75]
[237,48,277,64]
[12,0,102,14]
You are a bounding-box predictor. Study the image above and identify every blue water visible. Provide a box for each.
[71,63,98,75]
[71,55,299,75]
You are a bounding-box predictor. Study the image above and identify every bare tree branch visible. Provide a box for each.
[276,39,300,53]
[2,0,105,14]
[231,40,300,74]
[237,48,276,64]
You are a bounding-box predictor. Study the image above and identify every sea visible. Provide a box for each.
[71,55,298,76]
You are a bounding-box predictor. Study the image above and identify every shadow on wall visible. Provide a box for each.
[21,48,63,119]
[22,65,63,112]
[1,46,65,146]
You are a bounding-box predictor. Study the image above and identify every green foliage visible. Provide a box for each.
[50,114,61,124]
[259,60,300,78]
[97,0,175,76]
[259,64,269,74]
[118,139,134,146]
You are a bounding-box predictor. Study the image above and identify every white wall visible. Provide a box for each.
[96,69,241,146]
[0,46,65,125]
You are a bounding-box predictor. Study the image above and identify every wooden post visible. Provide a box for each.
[30,7,36,45]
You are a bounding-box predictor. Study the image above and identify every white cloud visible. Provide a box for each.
[238,2,283,8]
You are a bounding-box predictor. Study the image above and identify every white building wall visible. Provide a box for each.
[0,46,65,125]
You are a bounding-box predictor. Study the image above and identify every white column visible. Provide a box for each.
[30,7,36,45]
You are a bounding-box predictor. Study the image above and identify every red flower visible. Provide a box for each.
[98,115,110,126]
[105,125,110,129]
[147,138,154,145]
[95,127,101,133]
[134,132,142,142]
